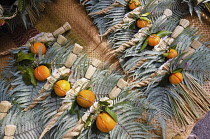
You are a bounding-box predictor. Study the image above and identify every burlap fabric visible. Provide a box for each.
[0,0,210,138]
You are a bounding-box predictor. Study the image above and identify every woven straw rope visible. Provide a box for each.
[0,0,210,138]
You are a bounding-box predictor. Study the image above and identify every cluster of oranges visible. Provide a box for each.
[31,42,50,82]
[75,90,116,132]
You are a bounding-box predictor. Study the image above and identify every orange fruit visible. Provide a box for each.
[96,112,116,132]
[34,65,50,81]
[30,42,46,55]
[166,49,178,59]
[0,20,6,26]
[136,19,148,28]
[148,34,160,46]
[128,0,140,10]
[54,80,71,97]
[169,72,183,84]
[76,90,95,108]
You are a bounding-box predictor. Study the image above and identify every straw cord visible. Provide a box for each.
[0,48,21,56]
[89,1,123,15]
[130,19,189,71]
[101,6,144,36]
[39,103,72,139]
[39,59,101,139]
[108,26,150,54]
[132,72,157,87]
[62,79,127,138]
[82,0,90,5]
[62,119,85,139]
[132,62,170,88]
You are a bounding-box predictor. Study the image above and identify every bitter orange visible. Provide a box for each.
[148,34,160,46]
[166,49,178,59]
[34,65,50,81]
[96,112,116,132]
[136,19,148,28]
[54,80,71,97]
[169,72,183,84]
[30,42,46,55]
[76,90,95,108]
[128,0,140,10]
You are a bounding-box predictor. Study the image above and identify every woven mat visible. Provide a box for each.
[0,0,210,138]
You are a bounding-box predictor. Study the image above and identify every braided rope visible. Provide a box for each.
[0,48,20,56]
[128,59,148,72]
[82,0,90,5]
[132,73,156,87]
[22,89,50,111]
[109,27,150,54]
[89,2,122,15]
[101,22,123,36]
[39,103,72,139]
[62,119,85,139]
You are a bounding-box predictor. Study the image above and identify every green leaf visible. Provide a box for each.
[70,99,78,115]
[156,31,172,37]
[22,67,36,86]
[140,12,151,17]
[84,114,93,128]
[170,45,177,49]
[86,87,92,91]
[162,53,169,57]
[172,68,183,73]
[158,73,171,87]
[139,38,148,52]
[139,17,151,22]
[99,101,110,106]
[16,50,35,63]
[105,107,118,122]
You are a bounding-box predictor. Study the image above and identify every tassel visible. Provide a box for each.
[28,22,71,44]
[65,43,83,68]
[52,22,71,37]
[0,101,12,120]
[89,2,122,15]
[85,58,101,79]
[3,125,16,139]
[154,19,189,51]
[109,78,128,99]
[159,9,172,25]
[171,19,190,38]
[182,40,202,60]
[52,35,67,47]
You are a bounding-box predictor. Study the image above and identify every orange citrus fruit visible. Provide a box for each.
[166,49,178,59]
[169,72,183,84]
[96,112,116,132]
[54,80,71,97]
[76,90,95,108]
[34,65,50,81]
[0,20,6,26]
[148,34,160,46]
[128,0,140,10]
[136,19,149,28]
[30,42,46,55]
